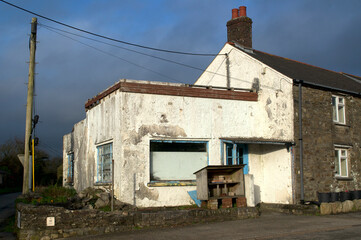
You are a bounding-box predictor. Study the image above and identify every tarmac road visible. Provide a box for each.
[0,192,20,223]
[0,192,21,240]
[70,211,361,240]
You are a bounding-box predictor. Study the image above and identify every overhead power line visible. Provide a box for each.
[41,23,279,89]
[1,0,281,90]
[42,25,183,83]
[39,142,62,156]
[40,24,253,86]
[39,23,211,74]
[0,0,220,56]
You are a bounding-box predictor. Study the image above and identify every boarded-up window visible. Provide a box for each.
[150,141,208,181]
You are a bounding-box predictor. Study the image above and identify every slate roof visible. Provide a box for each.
[237,45,361,95]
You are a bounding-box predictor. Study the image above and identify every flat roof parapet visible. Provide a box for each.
[85,79,257,111]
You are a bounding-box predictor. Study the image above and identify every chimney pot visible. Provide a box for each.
[232,8,239,19]
[226,6,252,48]
[239,6,247,17]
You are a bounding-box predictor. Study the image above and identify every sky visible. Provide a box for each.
[1,0,361,157]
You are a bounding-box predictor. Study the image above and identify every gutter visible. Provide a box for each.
[293,79,361,97]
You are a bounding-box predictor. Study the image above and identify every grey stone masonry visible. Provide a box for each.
[293,86,361,202]
[320,199,361,215]
[258,203,319,215]
[16,203,259,240]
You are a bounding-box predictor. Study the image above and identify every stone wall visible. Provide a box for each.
[320,199,361,215]
[258,203,319,215]
[16,203,259,240]
[293,85,361,202]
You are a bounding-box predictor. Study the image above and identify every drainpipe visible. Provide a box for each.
[296,79,305,204]
[226,53,230,88]
[111,159,114,211]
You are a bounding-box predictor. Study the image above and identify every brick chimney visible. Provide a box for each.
[227,6,252,48]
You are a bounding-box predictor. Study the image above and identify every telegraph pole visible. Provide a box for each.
[23,17,37,194]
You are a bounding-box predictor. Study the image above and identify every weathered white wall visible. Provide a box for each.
[248,144,293,204]
[64,43,294,207]
[85,91,120,186]
[195,43,294,205]
[64,90,121,194]
[62,133,71,186]
[115,75,292,206]
[63,119,92,191]
[196,44,294,141]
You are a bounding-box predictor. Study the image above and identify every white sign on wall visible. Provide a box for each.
[46,217,55,227]
[17,211,21,228]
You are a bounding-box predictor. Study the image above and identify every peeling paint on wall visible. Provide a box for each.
[129,124,187,145]
[160,114,169,123]
[64,43,296,207]
[136,183,159,201]
[265,97,273,120]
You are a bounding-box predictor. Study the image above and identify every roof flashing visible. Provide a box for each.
[233,41,254,54]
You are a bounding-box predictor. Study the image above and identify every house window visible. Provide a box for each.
[225,143,245,165]
[334,148,348,177]
[67,153,74,183]
[222,142,248,174]
[150,141,208,181]
[97,143,112,183]
[332,96,345,124]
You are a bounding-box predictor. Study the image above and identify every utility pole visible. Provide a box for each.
[23,17,37,194]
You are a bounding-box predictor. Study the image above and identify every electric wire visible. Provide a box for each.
[2,0,282,91]
[39,23,212,74]
[40,146,62,157]
[40,142,62,156]
[0,0,221,56]
[42,25,183,83]
[38,144,60,156]
[1,1,280,90]
[40,24,267,88]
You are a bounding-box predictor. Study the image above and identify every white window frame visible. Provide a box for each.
[332,95,346,124]
[334,148,348,177]
[96,143,113,183]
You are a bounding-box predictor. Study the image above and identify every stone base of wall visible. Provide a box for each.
[258,203,320,215]
[320,199,361,215]
[16,203,259,240]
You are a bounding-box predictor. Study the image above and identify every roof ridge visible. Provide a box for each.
[341,72,361,79]
[341,72,361,84]
[253,49,345,76]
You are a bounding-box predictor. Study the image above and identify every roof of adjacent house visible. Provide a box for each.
[234,44,361,95]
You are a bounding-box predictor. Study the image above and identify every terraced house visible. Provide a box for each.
[63,6,361,207]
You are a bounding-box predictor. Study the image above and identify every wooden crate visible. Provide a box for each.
[194,165,245,201]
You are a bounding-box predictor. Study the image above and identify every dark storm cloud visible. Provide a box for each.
[0,0,360,156]
[253,0,361,75]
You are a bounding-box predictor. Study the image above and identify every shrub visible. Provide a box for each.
[41,185,76,204]
[16,185,76,205]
